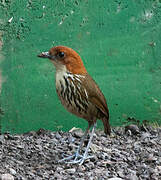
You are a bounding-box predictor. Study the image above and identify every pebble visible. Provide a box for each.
[54,173,63,179]
[73,129,83,138]
[55,132,62,139]
[86,161,95,169]
[127,174,139,180]
[157,166,161,171]
[66,168,76,174]
[9,168,16,175]
[0,135,4,143]
[1,174,14,180]
[141,132,150,140]
[125,124,140,134]
[117,171,124,178]
[56,167,63,172]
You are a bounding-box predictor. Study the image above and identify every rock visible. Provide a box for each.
[125,124,140,135]
[117,170,124,178]
[127,174,138,180]
[141,132,150,140]
[1,174,14,180]
[16,160,24,165]
[9,168,16,175]
[89,177,94,180]
[86,172,93,177]
[66,168,76,174]
[157,166,161,171]
[146,154,157,163]
[86,161,95,169]
[0,135,4,144]
[54,173,63,179]
[55,132,62,139]
[73,130,83,138]
[56,167,63,172]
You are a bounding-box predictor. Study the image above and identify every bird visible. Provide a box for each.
[37,46,110,165]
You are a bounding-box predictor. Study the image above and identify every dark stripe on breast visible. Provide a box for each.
[69,84,74,101]
[60,80,64,97]
[61,74,89,114]
[63,76,72,106]
[73,97,82,113]
[76,90,88,112]
[64,76,69,88]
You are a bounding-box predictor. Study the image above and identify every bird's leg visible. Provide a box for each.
[58,124,91,163]
[67,123,96,164]
[79,123,96,165]
[74,124,91,161]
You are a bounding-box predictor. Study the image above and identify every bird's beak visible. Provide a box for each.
[37,51,51,59]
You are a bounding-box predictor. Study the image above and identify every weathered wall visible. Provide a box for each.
[0,0,161,133]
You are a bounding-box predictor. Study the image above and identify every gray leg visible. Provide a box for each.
[58,123,91,163]
[67,123,96,164]
[79,123,97,165]
[74,124,91,160]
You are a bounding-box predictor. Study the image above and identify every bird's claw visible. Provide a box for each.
[58,152,94,165]
[58,152,82,163]
[68,155,94,165]
[58,154,75,162]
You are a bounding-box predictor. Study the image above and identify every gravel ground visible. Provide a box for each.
[0,125,161,180]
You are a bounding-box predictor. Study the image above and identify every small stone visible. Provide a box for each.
[73,130,83,138]
[68,135,75,143]
[146,155,157,162]
[9,168,16,175]
[127,174,138,180]
[4,134,15,140]
[78,172,84,177]
[141,132,150,140]
[16,160,24,165]
[56,167,63,172]
[89,177,94,180]
[66,168,76,174]
[55,132,62,139]
[96,161,102,166]
[125,124,140,135]
[54,173,63,179]
[0,135,4,143]
[104,170,110,177]
[86,161,95,169]
[86,172,93,177]
[117,170,124,178]
[77,165,86,171]
[1,174,14,180]
[157,166,161,171]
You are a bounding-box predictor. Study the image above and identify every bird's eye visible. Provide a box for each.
[58,52,65,58]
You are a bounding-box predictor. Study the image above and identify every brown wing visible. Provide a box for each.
[83,74,109,117]
[83,74,110,135]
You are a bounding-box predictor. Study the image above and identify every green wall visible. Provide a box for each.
[0,0,161,133]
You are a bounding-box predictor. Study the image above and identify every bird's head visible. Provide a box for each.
[38,46,87,75]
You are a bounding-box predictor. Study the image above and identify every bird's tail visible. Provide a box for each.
[102,117,111,135]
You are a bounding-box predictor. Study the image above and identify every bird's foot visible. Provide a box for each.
[58,152,82,163]
[68,154,94,165]
[58,152,94,165]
